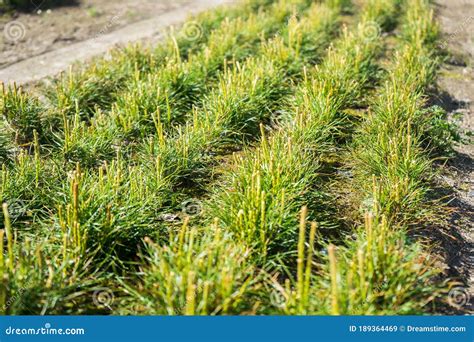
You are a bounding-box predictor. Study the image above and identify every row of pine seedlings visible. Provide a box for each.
[0,0,459,315]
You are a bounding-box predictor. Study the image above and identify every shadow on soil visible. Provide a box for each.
[416,86,474,314]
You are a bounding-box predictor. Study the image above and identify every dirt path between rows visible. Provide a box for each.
[0,0,230,85]
[435,0,473,313]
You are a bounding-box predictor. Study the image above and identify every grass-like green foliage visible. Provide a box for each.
[0,84,44,145]
[54,162,169,261]
[207,5,388,263]
[142,56,289,186]
[268,210,439,315]
[0,150,59,229]
[418,105,462,157]
[0,134,13,165]
[0,2,329,314]
[119,219,256,315]
[132,1,342,202]
[60,110,118,168]
[311,0,453,315]
[362,0,401,30]
[0,0,457,315]
[48,47,150,120]
[111,4,293,135]
[350,0,450,224]
[0,203,101,315]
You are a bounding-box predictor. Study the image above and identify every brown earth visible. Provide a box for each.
[434,0,473,313]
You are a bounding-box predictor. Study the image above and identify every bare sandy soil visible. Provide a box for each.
[0,0,188,68]
[435,0,473,313]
